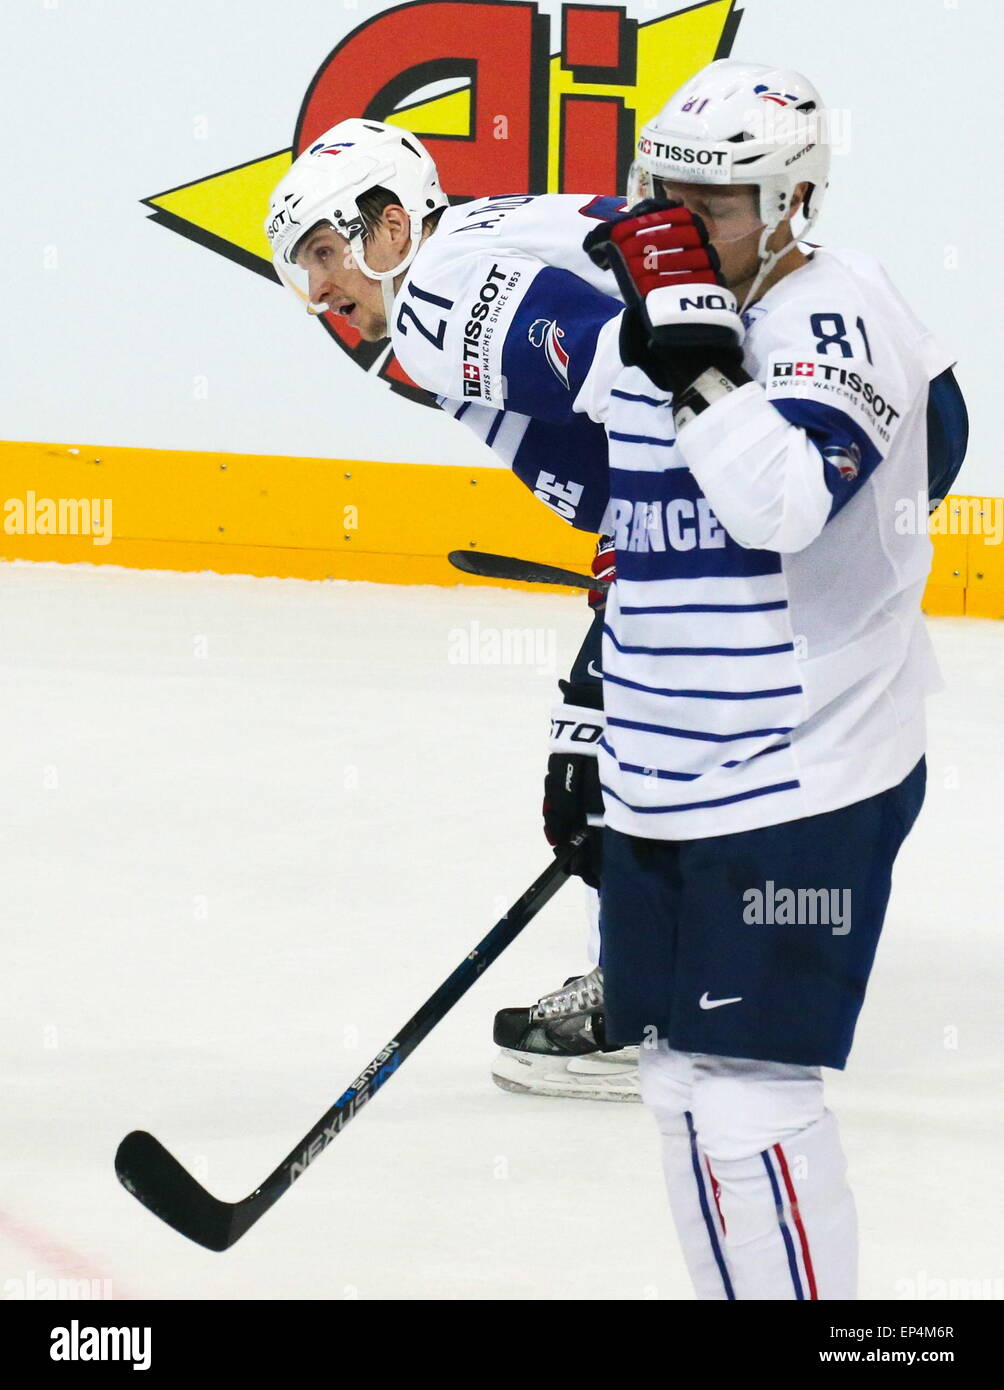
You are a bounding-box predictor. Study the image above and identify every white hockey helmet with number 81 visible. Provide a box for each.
[628,59,830,306]
[265,118,449,321]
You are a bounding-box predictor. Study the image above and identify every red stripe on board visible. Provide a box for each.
[772,1144,818,1300]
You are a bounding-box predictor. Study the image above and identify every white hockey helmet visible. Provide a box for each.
[629,60,829,305]
[265,118,449,320]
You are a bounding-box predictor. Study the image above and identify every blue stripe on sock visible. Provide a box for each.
[761,1149,805,1300]
[686,1111,735,1300]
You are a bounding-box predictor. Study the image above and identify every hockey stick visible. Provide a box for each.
[115,841,580,1251]
[448,549,608,592]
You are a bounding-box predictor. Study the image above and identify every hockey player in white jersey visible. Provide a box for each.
[266,62,967,1299]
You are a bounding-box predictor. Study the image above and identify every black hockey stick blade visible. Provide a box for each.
[116,1130,237,1252]
[448,549,607,592]
[115,844,578,1251]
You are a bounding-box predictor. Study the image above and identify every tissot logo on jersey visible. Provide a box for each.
[461,266,506,397]
[774,361,818,378]
[460,262,525,404]
[769,355,902,438]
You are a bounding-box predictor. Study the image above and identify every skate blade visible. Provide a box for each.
[490,1049,641,1103]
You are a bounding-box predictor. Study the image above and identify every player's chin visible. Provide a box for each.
[357,317,390,343]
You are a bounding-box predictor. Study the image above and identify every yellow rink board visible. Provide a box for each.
[0,440,1000,616]
[0,440,597,592]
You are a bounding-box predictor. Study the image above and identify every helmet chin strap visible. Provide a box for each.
[347,213,426,330]
[739,208,817,314]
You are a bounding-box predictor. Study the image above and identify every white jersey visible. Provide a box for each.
[393,194,627,530]
[392,195,951,840]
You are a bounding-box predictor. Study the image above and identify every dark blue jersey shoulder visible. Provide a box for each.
[927,368,968,508]
[500,267,622,426]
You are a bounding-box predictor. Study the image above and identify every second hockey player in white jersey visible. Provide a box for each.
[267,59,967,1299]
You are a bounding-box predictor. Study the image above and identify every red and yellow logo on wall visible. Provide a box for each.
[144,0,739,404]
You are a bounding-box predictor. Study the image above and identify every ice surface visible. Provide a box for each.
[0,561,1000,1300]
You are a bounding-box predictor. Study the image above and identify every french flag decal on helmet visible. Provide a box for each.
[309,141,355,156]
[753,84,799,107]
[528,318,571,389]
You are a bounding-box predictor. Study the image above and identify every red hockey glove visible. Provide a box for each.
[588,538,616,612]
[583,197,721,297]
[584,198,749,420]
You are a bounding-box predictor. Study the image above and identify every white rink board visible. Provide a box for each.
[0,561,1000,1300]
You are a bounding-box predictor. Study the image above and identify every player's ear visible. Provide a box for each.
[382,203,411,248]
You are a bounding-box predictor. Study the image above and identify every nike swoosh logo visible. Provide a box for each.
[587,661,602,678]
[699,992,743,1010]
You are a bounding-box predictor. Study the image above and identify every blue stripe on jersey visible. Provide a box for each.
[484,412,505,448]
[685,1112,736,1300]
[604,670,803,702]
[600,737,698,780]
[608,431,677,448]
[611,389,669,408]
[770,397,883,520]
[604,624,794,658]
[601,779,801,814]
[599,738,791,779]
[619,601,789,615]
[453,402,471,421]
[607,716,794,742]
[500,266,621,425]
[761,1150,805,1299]
[722,741,791,766]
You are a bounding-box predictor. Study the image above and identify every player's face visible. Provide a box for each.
[657,179,766,291]
[294,224,392,341]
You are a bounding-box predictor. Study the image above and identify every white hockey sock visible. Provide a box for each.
[706,1108,857,1300]
[639,1043,736,1299]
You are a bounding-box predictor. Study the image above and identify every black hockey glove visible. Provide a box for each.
[584,198,751,427]
[543,680,604,889]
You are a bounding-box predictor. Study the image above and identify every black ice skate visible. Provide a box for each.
[491,967,640,1102]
